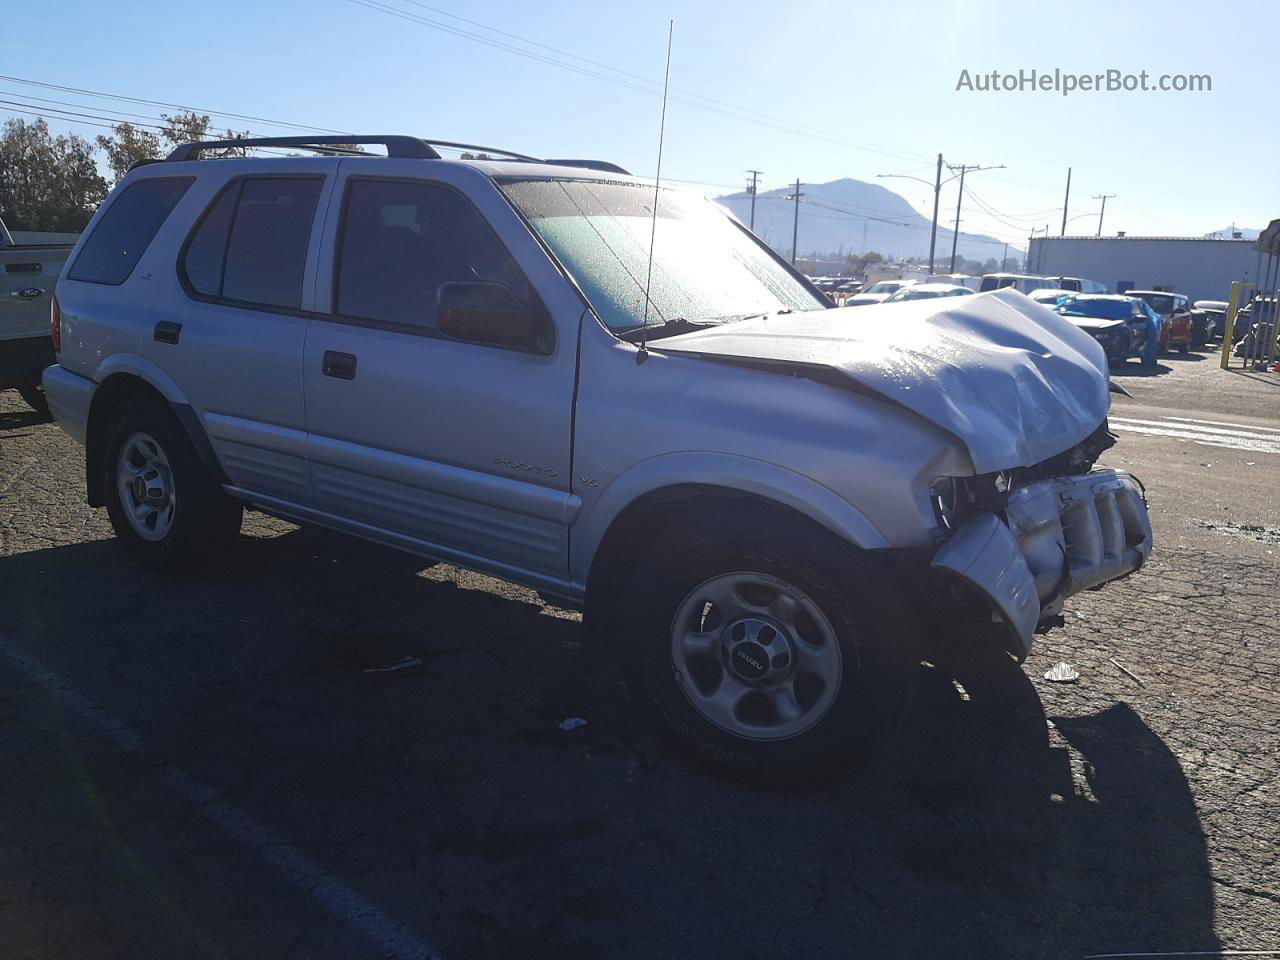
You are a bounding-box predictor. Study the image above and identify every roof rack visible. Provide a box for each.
[166,135,439,161]
[163,135,631,175]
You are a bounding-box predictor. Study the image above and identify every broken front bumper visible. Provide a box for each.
[931,469,1152,658]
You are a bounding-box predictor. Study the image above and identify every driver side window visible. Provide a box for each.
[334,178,533,330]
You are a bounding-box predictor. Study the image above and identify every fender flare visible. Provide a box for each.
[85,356,226,504]
[570,451,889,586]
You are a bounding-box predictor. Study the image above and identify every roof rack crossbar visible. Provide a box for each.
[545,159,632,175]
[421,140,541,162]
[166,135,440,161]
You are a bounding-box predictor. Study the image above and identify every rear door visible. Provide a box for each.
[301,160,583,588]
[149,162,338,504]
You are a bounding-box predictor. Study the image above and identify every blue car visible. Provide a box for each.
[1055,294,1162,367]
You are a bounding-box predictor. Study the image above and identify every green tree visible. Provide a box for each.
[846,250,884,275]
[95,111,254,185]
[95,122,161,184]
[0,118,107,232]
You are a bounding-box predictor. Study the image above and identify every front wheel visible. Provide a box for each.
[618,506,921,783]
[102,398,243,574]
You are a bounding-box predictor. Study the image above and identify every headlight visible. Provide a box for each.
[931,473,1011,535]
[930,477,959,532]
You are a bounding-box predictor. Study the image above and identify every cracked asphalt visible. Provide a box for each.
[0,347,1277,959]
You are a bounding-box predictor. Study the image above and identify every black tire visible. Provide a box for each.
[101,396,242,574]
[17,384,49,418]
[617,504,921,784]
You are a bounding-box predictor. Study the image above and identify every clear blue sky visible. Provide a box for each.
[3,0,1274,247]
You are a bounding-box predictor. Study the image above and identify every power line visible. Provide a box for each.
[0,74,350,135]
[340,0,932,164]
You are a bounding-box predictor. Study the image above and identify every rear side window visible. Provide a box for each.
[181,177,322,310]
[334,178,534,330]
[69,177,193,285]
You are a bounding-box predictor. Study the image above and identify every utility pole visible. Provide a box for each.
[946,162,1005,273]
[746,170,762,231]
[1060,167,1071,236]
[787,178,803,265]
[1093,194,1115,237]
[928,153,942,275]
[950,166,967,273]
[1002,241,1009,270]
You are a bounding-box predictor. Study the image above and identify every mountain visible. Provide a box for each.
[714,178,1018,263]
[1205,226,1261,240]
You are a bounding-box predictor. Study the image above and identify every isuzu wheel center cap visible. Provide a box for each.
[724,618,792,684]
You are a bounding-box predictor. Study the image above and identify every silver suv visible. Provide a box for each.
[42,135,1152,780]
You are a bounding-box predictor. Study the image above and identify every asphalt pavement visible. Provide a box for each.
[0,347,1276,959]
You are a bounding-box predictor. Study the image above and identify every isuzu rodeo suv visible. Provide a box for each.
[41,135,1152,779]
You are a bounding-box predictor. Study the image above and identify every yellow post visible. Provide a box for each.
[1220,281,1252,369]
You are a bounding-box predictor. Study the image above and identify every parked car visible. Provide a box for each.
[42,134,1152,781]
[978,273,1059,295]
[1027,288,1076,309]
[1125,290,1193,353]
[1055,294,1159,367]
[843,279,912,306]
[1233,296,1279,360]
[883,282,974,303]
[1192,300,1230,342]
[1048,276,1108,294]
[0,216,76,413]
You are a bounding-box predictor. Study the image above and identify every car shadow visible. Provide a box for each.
[0,529,1220,959]
[1225,368,1280,387]
[1109,361,1173,377]
[0,405,50,430]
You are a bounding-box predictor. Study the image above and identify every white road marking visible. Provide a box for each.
[0,636,439,960]
[1109,416,1280,455]
[1159,415,1280,435]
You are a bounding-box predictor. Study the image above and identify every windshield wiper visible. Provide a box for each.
[618,317,717,342]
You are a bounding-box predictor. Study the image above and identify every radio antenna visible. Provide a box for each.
[637,19,674,366]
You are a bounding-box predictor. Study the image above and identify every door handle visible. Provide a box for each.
[9,287,44,300]
[322,351,357,380]
[154,320,182,344]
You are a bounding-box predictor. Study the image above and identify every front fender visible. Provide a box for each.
[570,451,889,586]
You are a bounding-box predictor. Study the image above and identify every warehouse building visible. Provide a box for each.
[1026,235,1259,303]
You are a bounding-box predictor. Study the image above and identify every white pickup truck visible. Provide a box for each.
[1,216,76,412]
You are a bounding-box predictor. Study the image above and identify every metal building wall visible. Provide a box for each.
[1026,237,1258,302]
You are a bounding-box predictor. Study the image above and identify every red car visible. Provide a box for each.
[1126,291,1194,353]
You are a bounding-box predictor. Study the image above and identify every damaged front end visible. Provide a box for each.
[928,423,1153,659]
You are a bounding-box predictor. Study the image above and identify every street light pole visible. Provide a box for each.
[928,153,942,275]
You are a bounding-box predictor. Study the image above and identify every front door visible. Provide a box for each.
[301,162,581,587]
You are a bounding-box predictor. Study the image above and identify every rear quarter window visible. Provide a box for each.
[68,177,193,285]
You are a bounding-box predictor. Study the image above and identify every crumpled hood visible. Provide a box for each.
[655,288,1111,473]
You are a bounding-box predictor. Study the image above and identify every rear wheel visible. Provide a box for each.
[618,506,921,783]
[102,397,242,574]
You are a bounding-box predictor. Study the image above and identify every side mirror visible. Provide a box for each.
[437,281,551,354]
